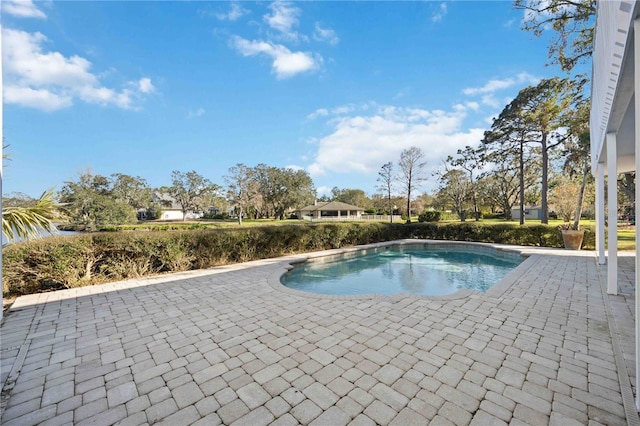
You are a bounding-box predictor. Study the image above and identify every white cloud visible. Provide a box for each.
[4,86,71,111]
[332,105,356,115]
[307,104,484,178]
[2,0,46,19]
[307,108,329,119]
[308,104,368,120]
[485,114,498,125]
[465,101,480,111]
[3,28,154,111]
[264,1,302,41]
[285,164,304,171]
[316,186,332,196]
[313,23,339,45]
[188,107,206,118]
[481,95,500,108]
[393,88,410,100]
[231,36,320,79]
[432,3,447,23]
[216,2,248,21]
[462,72,539,96]
[137,78,155,93]
[521,0,568,31]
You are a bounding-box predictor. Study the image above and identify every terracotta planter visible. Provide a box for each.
[562,229,584,250]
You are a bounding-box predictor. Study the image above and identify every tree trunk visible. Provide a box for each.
[473,192,479,221]
[541,132,549,224]
[572,160,589,230]
[503,198,513,220]
[406,188,411,222]
[519,138,525,225]
[388,192,393,223]
[237,207,243,226]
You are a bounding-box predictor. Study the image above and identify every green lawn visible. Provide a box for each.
[618,227,636,251]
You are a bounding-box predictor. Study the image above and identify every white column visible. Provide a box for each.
[633,18,640,411]
[606,132,617,295]
[595,162,606,264]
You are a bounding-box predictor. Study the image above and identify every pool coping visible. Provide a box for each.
[267,239,542,301]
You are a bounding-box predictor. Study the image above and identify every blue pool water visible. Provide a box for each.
[281,245,523,296]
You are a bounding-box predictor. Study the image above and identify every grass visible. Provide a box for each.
[617,227,635,251]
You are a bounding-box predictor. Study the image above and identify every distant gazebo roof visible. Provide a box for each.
[297,201,364,212]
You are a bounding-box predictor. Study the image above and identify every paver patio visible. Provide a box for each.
[1,241,639,425]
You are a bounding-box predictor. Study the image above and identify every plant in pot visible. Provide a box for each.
[559,221,584,250]
[556,117,592,249]
[551,180,585,249]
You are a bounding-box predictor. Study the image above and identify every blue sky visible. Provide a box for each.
[3,0,559,199]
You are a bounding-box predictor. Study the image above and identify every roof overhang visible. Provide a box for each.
[590,1,640,174]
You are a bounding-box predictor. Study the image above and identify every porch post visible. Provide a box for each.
[634,17,640,410]
[595,162,606,264]
[606,132,617,295]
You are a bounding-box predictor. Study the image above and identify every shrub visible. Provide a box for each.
[482,212,505,220]
[2,222,595,297]
[204,212,229,220]
[418,211,442,222]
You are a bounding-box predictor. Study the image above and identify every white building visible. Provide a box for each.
[591,0,640,409]
[295,201,365,221]
[510,205,543,220]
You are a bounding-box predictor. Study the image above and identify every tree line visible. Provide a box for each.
[9,0,633,240]
[32,164,315,230]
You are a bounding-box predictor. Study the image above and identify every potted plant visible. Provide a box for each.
[550,180,586,250]
[559,222,584,250]
[556,117,591,250]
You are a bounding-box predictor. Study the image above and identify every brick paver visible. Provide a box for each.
[1,241,639,425]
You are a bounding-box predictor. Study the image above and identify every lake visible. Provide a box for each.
[2,227,79,246]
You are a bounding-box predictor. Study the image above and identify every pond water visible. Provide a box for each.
[2,227,79,246]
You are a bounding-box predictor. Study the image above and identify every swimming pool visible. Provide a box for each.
[280,244,524,297]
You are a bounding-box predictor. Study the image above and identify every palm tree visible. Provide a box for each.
[2,189,60,243]
[2,145,61,243]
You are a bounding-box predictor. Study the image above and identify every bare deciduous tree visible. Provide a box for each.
[377,162,395,223]
[397,147,427,222]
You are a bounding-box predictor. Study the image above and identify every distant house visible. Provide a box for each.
[296,201,365,221]
[511,205,543,220]
[150,192,204,221]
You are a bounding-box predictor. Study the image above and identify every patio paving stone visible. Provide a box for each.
[1,243,640,425]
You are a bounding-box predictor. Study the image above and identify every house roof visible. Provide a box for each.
[153,192,182,211]
[297,201,365,212]
[510,205,542,210]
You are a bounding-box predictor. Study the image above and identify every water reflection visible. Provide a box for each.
[2,226,78,246]
[282,246,521,297]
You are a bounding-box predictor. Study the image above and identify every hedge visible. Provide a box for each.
[3,222,594,296]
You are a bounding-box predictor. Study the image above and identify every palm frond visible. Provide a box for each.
[2,189,60,243]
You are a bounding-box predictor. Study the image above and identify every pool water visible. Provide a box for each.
[281,245,523,297]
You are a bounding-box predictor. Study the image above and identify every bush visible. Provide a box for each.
[483,212,505,220]
[418,211,442,222]
[2,222,595,297]
[203,212,229,220]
